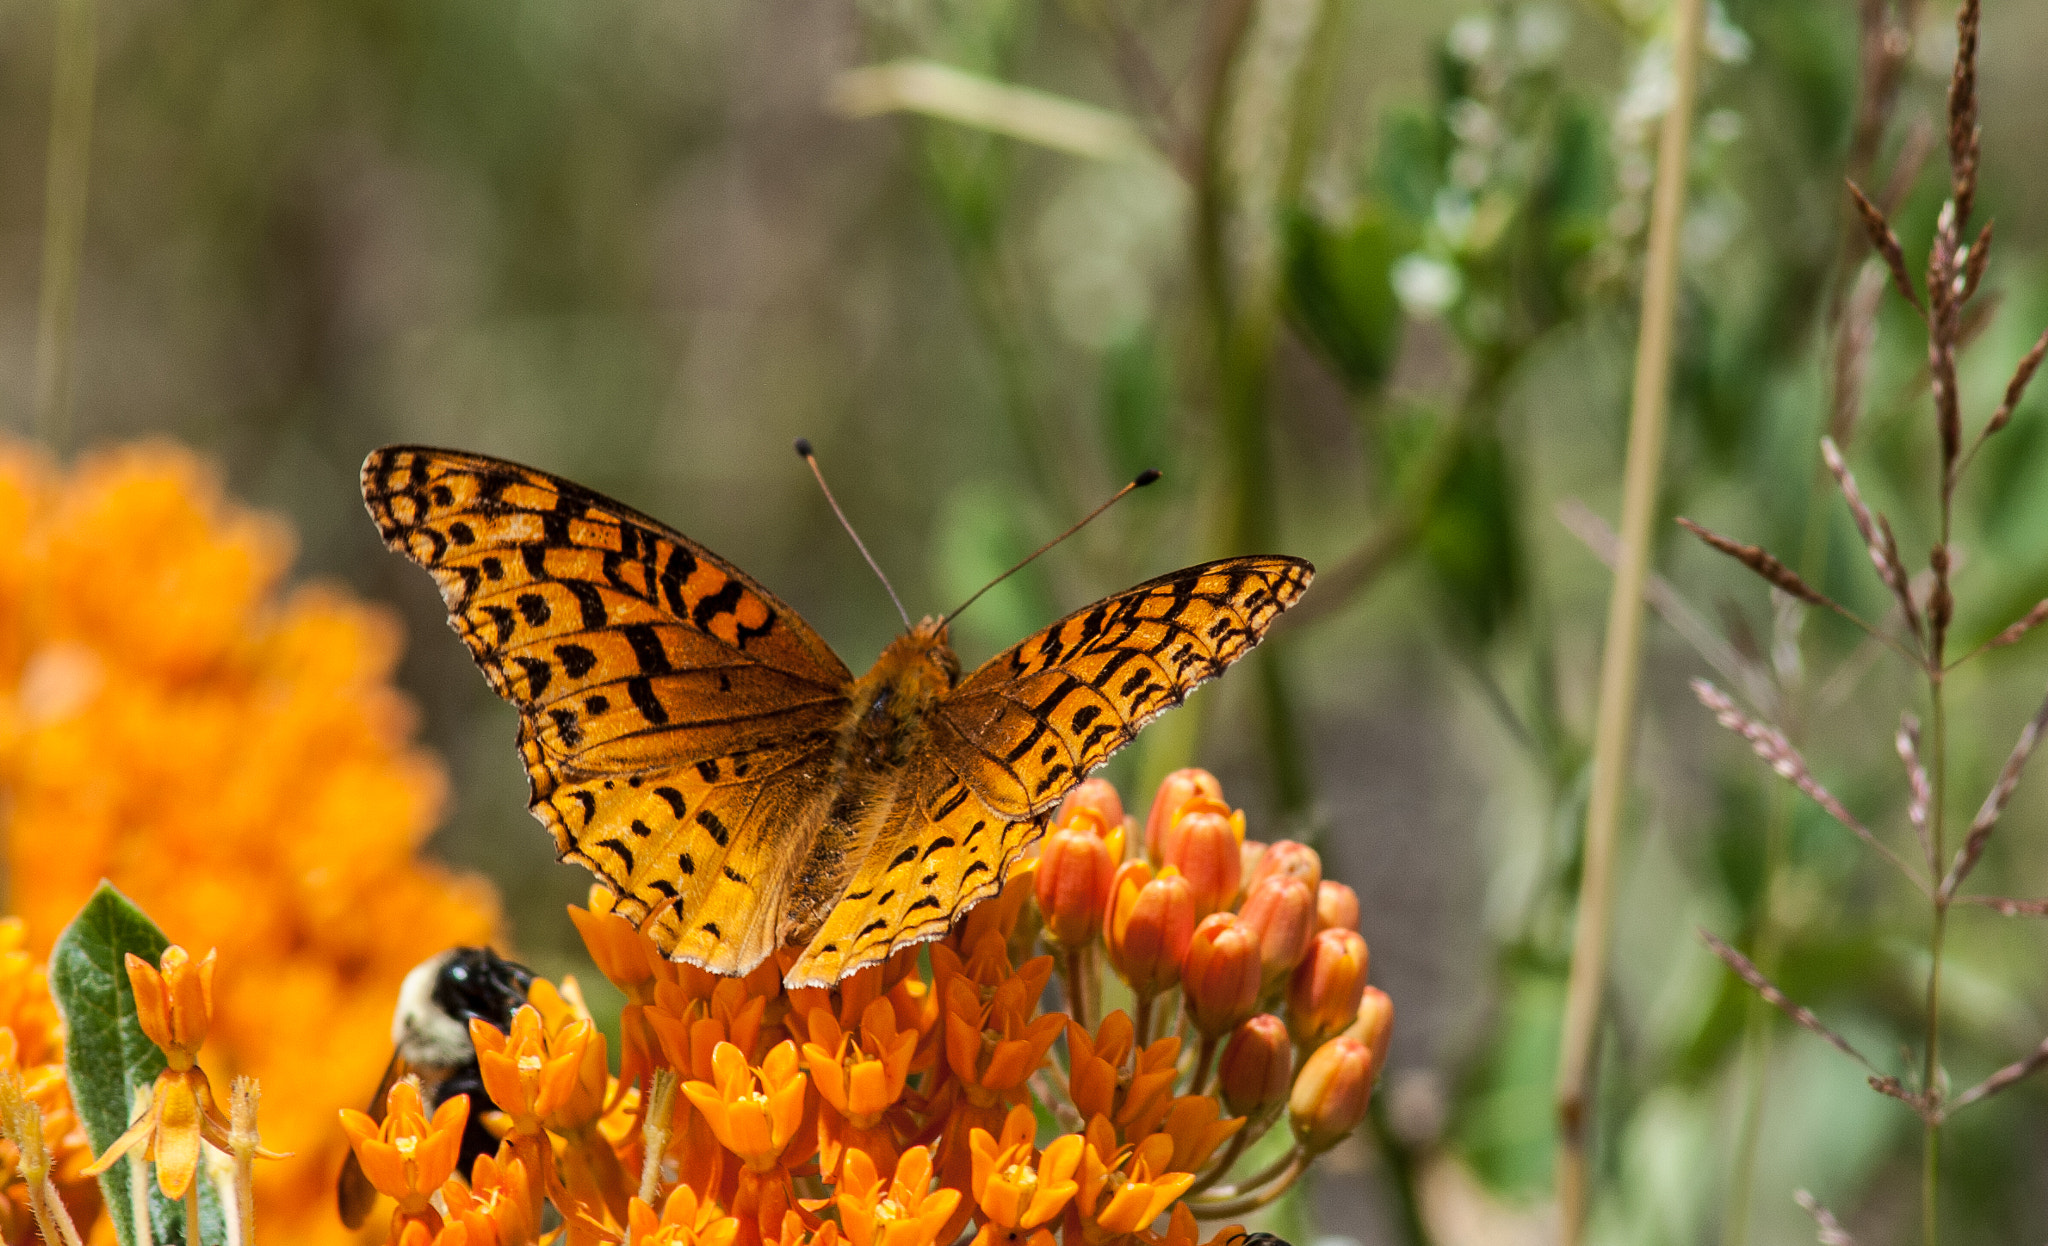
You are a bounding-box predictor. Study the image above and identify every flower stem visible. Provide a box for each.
[640,1069,678,1207]
[184,1177,204,1246]
[1922,669,1949,1246]
[1554,0,1707,1237]
[1188,1151,1309,1218]
[1191,1033,1219,1096]
[1062,946,1091,1032]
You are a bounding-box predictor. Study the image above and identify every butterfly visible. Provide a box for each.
[361,446,1312,987]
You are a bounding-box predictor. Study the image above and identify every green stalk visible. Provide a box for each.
[1922,671,1947,1246]
[1553,0,1706,1236]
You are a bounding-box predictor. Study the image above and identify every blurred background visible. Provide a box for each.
[7,0,2048,1240]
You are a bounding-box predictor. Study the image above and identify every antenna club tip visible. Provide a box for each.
[794,437,815,459]
[1133,468,1162,487]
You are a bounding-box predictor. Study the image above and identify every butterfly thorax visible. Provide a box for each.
[775,619,961,947]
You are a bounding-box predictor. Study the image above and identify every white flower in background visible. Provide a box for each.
[1393,253,1463,317]
[1448,13,1496,64]
[1432,190,1476,247]
[1706,1,1752,64]
[1702,108,1743,145]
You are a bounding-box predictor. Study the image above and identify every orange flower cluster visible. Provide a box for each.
[335,771,1391,1246]
[0,919,97,1241]
[0,440,501,1242]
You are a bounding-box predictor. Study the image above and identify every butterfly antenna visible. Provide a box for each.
[796,438,912,629]
[941,468,1161,626]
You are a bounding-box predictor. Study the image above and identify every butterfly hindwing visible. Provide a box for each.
[362,446,854,971]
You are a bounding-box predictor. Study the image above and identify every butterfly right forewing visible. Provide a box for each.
[938,556,1314,815]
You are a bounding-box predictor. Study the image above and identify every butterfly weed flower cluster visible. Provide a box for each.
[322,769,1390,1246]
[0,438,500,1242]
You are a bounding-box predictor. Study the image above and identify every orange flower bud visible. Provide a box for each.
[1245,840,1321,895]
[1058,778,1126,835]
[1239,840,1267,890]
[1288,1036,1375,1152]
[1157,808,1240,917]
[126,946,215,1071]
[1144,768,1223,862]
[1343,985,1395,1079]
[1215,1015,1291,1117]
[1286,929,1368,1049]
[1105,861,1195,995]
[1234,875,1316,981]
[1035,825,1116,948]
[1181,914,1260,1037]
[1316,880,1360,932]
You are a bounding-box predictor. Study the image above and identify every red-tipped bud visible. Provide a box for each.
[1246,840,1322,895]
[1036,824,1117,947]
[1058,778,1126,836]
[1158,807,1241,917]
[1289,1036,1375,1152]
[1217,1015,1292,1117]
[1236,875,1316,982]
[1343,986,1395,1080]
[1105,861,1196,995]
[1145,768,1224,862]
[1286,928,1368,1049]
[1182,914,1262,1037]
[1316,880,1360,932]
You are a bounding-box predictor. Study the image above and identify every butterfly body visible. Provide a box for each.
[362,446,1312,986]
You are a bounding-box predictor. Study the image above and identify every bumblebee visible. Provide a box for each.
[338,947,533,1229]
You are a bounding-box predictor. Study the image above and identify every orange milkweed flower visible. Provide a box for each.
[802,996,916,1177]
[1147,1204,1243,1246]
[1062,1013,1177,1137]
[1149,1095,1241,1175]
[84,945,280,1200]
[969,1104,1082,1245]
[1071,1116,1192,1244]
[941,976,1065,1110]
[440,1148,538,1246]
[682,1041,810,1174]
[1142,769,1223,864]
[126,946,215,1070]
[1103,863,1194,996]
[835,1145,960,1246]
[570,894,671,1105]
[1287,1036,1375,1153]
[616,1184,743,1246]
[336,1079,467,1230]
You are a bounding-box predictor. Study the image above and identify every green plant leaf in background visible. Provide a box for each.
[49,882,226,1246]
[1283,201,1406,394]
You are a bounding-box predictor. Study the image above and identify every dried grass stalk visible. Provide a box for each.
[1701,931,1881,1075]
[1988,599,2048,649]
[1897,714,1933,871]
[1960,220,1992,303]
[1846,180,1921,312]
[1982,326,2048,442]
[1958,895,2048,916]
[1677,518,1832,608]
[1821,436,1922,642]
[1795,1190,1859,1245]
[1948,0,1981,225]
[1941,682,2048,896]
[1693,679,1927,887]
[1948,1035,2048,1111]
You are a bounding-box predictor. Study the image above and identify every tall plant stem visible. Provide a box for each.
[1553,0,1706,1236]
[1922,670,1948,1246]
[33,0,98,447]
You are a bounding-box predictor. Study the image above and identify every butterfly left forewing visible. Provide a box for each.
[362,446,856,975]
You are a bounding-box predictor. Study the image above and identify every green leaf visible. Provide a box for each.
[49,883,227,1246]
[1283,202,1406,394]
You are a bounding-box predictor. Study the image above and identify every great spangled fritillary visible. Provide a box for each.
[362,446,1312,986]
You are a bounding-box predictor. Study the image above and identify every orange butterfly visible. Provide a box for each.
[362,446,1312,986]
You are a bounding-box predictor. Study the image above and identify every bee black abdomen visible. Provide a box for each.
[431,1063,506,1174]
